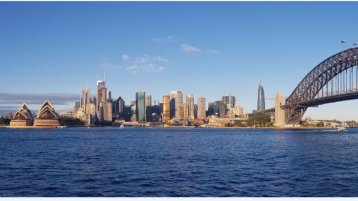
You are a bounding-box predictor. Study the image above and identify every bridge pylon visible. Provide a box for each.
[274,92,286,127]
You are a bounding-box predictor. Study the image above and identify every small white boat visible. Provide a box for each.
[120,124,124,129]
[337,127,347,132]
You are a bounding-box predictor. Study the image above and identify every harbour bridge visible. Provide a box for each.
[260,47,358,124]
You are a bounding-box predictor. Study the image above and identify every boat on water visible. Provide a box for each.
[119,124,124,128]
[337,127,347,132]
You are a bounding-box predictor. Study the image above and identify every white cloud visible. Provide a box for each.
[0,92,79,106]
[180,44,202,53]
[122,54,129,61]
[123,54,168,73]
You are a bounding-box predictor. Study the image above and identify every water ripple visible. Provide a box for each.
[0,127,358,196]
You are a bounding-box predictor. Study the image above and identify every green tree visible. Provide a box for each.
[247,113,273,127]
[317,122,324,127]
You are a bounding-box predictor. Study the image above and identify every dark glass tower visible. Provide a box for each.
[257,81,265,111]
[136,92,146,122]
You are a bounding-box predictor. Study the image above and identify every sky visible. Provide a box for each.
[1,2,358,120]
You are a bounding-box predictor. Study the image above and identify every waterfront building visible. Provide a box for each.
[162,95,170,122]
[257,81,265,111]
[10,104,33,127]
[222,93,236,109]
[186,94,195,120]
[123,105,134,122]
[179,103,186,120]
[113,96,125,119]
[33,100,60,128]
[136,92,146,122]
[146,105,161,122]
[197,96,206,119]
[145,95,152,107]
[170,91,183,119]
[211,100,227,118]
[103,101,113,122]
[96,80,107,118]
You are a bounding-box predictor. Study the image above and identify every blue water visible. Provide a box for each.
[0,127,358,196]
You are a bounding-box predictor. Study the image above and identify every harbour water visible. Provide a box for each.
[0,127,357,196]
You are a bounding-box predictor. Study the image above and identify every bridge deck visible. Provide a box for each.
[297,91,358,107]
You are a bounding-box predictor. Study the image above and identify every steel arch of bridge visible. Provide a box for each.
[285,47,358,123]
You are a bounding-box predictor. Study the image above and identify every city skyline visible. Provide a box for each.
[2,2,358,120]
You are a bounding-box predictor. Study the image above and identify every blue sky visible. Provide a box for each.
[1,2,358,120]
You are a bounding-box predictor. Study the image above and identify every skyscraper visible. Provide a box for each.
[179,103,186,120]
[186,94,195,120]
[96,80,107,118]
[169,91,183,119]
[103,101,112,122]
[81,85,90,112]
[136,92,146,122]
[145,95,152,107]
[162,95,170,122]
[107,91,112,102]
[222,93,236,109]
[257,81,265,111]
[113,96,125,118]
[197,96,206,119]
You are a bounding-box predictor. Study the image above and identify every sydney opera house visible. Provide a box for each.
[9,100,60,128]
[9,104,34,127]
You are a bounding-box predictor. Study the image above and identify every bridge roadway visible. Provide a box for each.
[251,90,358,116]
[296,90,358,107]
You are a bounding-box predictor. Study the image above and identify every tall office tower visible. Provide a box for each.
[74,101,81,113]
[207,102,214,116]
[222,93,236,109]
[169,91,176,119]
[179,103,186,120]
[98,102,104,122]
[136,92,146,122]
[96,80,107,116]
[103,101,113,122]
[186,94,195,120]
[197,96,206,119]
[170,91,183,119]
[257,81,265,111]
[217,100,227,117]
[81,85,90,112]
[162,95,170,122]
[113,96,125,116]
[194,104,198,119]
[107,91,112,102]
[145,95,152,107]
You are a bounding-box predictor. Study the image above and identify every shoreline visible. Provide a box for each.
[0,125,344,130]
